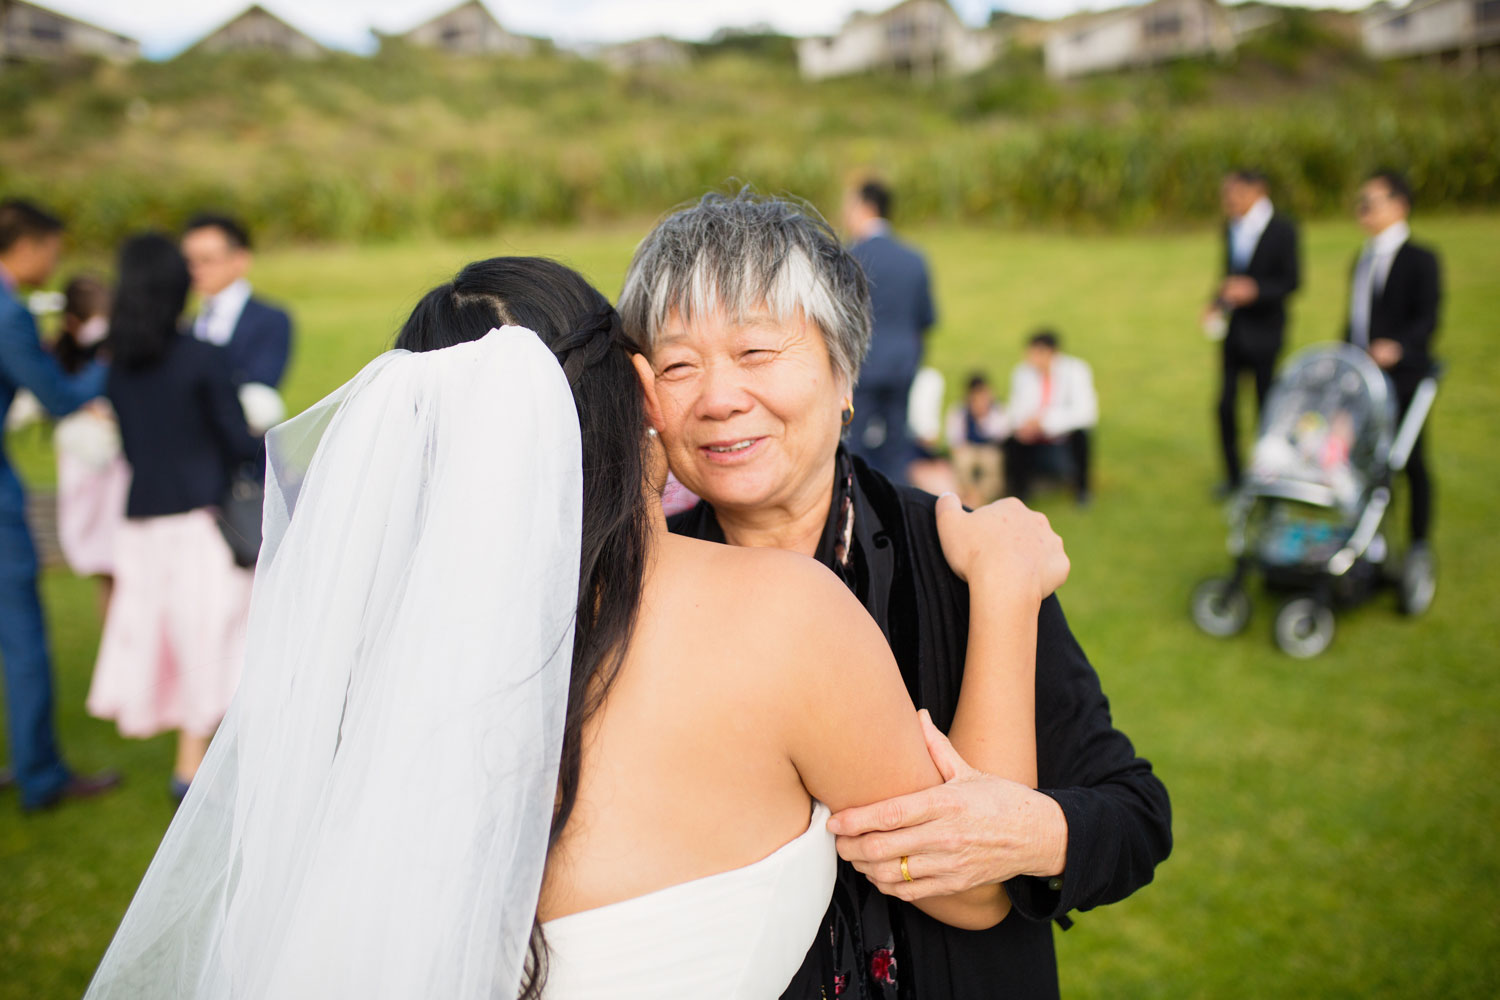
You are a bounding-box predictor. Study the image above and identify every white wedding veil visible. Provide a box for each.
[86,327,583,999]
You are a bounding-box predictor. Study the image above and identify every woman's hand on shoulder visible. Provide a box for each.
[935,493,1069,604]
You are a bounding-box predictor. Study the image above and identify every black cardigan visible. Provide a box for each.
[670,454,1172,999]
[107,335,261,519]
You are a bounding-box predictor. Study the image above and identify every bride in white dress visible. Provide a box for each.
[85,258,1066,1000]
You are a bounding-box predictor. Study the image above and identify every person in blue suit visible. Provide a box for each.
[180,214,293,390]
[843,180,936,483]
[0,199,121,810]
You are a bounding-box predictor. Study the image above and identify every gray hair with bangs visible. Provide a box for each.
[618,190,872,388]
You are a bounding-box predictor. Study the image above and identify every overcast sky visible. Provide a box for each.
[41,0,1369,58]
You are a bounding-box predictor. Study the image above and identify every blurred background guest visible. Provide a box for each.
[842,178,935,483]
[1005,330,1097,506]
[52,275,129,621]
[87,234,260,803]
[946,371,1010,509]
[1346,169,1440,556]
[0,198,120,810]
[1206,168,1300,497]
[52,274,110,375]
[181,213,290,563]
[181,214,293,391]
[904,364,961,496]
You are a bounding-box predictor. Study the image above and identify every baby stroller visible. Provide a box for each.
[1191,343,1439,657]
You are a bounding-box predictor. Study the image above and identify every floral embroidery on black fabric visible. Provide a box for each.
[869,947,898,987]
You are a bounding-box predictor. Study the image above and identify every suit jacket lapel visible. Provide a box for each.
[230,298,252,346]
[1243,215,1274,274]
[1377,243,1411,306]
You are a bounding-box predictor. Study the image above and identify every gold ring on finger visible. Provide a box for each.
[900,855,913,882]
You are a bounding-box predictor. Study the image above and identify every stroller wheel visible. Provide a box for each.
[1191,577,1251,637]
[1273,596,1335,658]
[1397,545,1437,616]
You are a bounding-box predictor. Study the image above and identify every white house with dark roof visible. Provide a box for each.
[0,0,139,63]
[397,0,531,56]
[1363,0,1500,67]
[189,4,325,58]
[797,0,1001,79]
[1043,0,1237,78]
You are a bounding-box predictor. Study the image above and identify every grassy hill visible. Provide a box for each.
[1,11,1497,247]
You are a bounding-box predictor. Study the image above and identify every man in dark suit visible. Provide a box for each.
[0,199,120,810]
[181,214,293,389]
[843,180,936,483]
[1207,169,1300,496]
[1346,170,1440,552]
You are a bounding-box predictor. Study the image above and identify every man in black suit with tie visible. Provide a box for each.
[1346,170,1440,553]
[1207,169,1300,496]
[181,214,293,390]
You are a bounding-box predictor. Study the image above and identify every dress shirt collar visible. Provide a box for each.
[854,219,891,244]
[1237,196,1274,235]
[196,277,252,346]
[1366,219,1410,258]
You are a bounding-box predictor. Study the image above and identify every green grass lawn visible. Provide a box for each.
[2,214,1497,997]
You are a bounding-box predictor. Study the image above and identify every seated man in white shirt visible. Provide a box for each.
[1004,330,1098,505]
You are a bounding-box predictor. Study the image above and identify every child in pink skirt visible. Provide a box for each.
[53,275,130,617]
[86,235,262,800]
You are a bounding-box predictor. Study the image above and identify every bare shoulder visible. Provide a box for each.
[652,535,894,706]
[661,535,869,633]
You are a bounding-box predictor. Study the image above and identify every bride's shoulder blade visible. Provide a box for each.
[661,535,875,659]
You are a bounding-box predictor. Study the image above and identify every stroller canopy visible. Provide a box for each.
[1248,344,1395,512]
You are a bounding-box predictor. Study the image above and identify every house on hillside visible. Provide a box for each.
[797,0,1001,79]
[598,35,691,70]
[396,0,531,56]
[1224,1,1285,40]
[1362,0,1500,68]
[0,0,139,63]
[1043,0,1236,78]
[988,9,1052,50]
[189,4,324,58]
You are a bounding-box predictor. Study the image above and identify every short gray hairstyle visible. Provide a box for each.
[618,190,872,388]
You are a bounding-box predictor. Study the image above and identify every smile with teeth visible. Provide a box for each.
[707,439,757,453]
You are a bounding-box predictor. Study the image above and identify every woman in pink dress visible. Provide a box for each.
[86,236,261,801]
[52,274,130,618]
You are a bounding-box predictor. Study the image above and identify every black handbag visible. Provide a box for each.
[217,463,265,568]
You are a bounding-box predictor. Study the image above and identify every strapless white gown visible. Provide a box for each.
[541,803,836,998]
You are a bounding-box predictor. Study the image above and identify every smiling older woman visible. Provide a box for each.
[619,191,1172,1000]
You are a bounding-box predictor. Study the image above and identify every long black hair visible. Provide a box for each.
[107,233,191,369]
[396,257,649,1000]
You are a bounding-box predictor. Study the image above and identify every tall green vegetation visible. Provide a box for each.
[2,20,1496,247]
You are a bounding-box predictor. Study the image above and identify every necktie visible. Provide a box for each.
[195,299,214,342]
[1349,247,1375,348]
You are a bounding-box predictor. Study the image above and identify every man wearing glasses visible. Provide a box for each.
[1346,169,1441,557]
